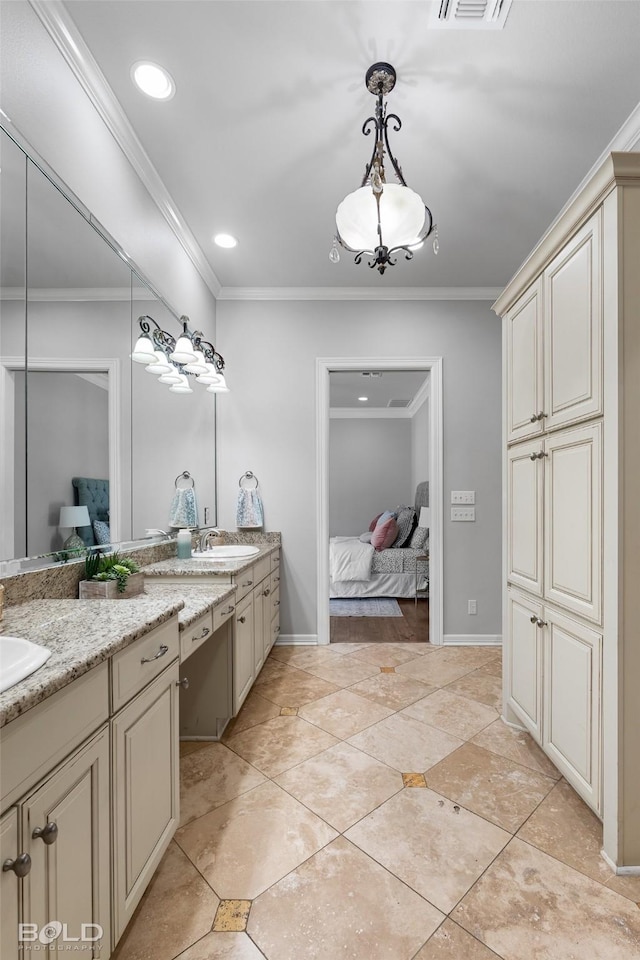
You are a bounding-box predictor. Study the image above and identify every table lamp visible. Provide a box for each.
[59,505,91,552]
[418,507,431,528]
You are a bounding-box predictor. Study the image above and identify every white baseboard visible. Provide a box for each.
[600,849,640,876]
[275,634,318,646]
[443,634,502,646]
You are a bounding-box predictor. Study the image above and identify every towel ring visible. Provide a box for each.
[239,470,259,490]
[175,471,195,489]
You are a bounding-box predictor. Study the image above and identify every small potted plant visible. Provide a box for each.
[79,552,144,599]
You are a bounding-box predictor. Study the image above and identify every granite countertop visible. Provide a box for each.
[144,582,236,629]
[0,594,184,728]
[142,543,277,578]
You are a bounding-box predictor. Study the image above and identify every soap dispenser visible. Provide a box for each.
[176,529,192,559]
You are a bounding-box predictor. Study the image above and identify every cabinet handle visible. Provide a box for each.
[274,599,280,606]
[141,643,169,664]
[529,450,547,460]
[263,587,271,596]
[192,627,210,643]
[32,821,58,845]
[3,854,31,877]
[274,576,280,583]
[241,580,253,588]
[530,414,539,423]
[238,615,246,624]
[176,677,190,689]
[226,605,235,614]
[535,618,548,628]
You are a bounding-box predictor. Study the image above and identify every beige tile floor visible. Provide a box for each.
[113,643,640,960]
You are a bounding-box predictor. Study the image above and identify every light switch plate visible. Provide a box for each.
[451,507,475,521]
[451,490,475,504]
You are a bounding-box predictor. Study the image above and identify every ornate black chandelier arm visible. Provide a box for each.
[137,314,176,353]
[196,337,225,372]
[382,113,406,186]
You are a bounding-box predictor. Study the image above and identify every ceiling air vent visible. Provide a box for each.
[430,0,513,30]
[387,399,411,409]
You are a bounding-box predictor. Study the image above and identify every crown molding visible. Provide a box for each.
[407,377,430,416]
[29,0,222,299]
[217,286,502,301]
[0,286,150,302]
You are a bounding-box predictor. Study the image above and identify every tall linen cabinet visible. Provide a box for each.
[494,152,640,871]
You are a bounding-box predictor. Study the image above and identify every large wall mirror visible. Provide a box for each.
[0,126,217,566]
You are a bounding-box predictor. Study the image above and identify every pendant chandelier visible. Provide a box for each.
[131,315,229,394]
[330,62,438,275]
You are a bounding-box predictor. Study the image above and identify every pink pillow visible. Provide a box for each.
[371,517,398,551]
[369,512,383,532]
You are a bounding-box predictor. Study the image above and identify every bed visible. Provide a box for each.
[72,476,110,548]
[329,482,430,599]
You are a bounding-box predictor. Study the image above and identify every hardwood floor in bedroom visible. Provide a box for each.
[330,599,429,644]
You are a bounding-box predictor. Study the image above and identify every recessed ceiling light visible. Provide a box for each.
[131,61,175,100]
[214,234,238,249]
[358,396,368,402]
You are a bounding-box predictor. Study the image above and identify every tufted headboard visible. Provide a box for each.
[72,477,109,547]
[414,481,429,513]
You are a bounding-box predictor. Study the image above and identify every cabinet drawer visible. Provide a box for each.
[213,598,236,632]
[111,617,179,713]
[180,610,214,663]
[270,549,281,571]
[253,556,271,586]
[0,661,109,810]
[270,568,281,594]
[235,565,257,602]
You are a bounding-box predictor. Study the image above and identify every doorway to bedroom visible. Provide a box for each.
[316,357,443,647]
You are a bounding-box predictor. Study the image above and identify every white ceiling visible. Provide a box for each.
[56,1,640,292]
[330,370,430,409]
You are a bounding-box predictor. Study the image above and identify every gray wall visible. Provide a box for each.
[411,398,429,496]
[216,298,502,640]
[329,418,412,537]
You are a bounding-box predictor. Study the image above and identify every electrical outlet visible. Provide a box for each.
[451,507,475,521]
[468,600,477,615]
[451,490,475,504]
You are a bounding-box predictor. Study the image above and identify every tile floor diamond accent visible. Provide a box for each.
[279,706,298,716]
[179,742,267,826]
[402,773,427,788]
[174,932,265,960]
[110,841,219,960]
[297,688,394,739]
[248,836,444,960]
[175,780,337,900]
[452,838,640,959]
[275,741,403,832]
[348,712,463,773]
[212,899,252,932]
[380,665,396,673]
[414,919,503,959]
[226,714,338,777]
[345,788,510,914]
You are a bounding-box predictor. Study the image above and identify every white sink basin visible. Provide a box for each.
[0,636,52,694]
[191,545,260,560]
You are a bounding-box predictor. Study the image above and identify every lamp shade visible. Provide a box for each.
[336,183,427,253]
[183,349,208,375]
[169,374,193,394]
[59,505,91,529]
[206,374,229,393]
[145,350,173,375]
[131,334,157,364]
[170,335,198,364]
[418,507,431,528]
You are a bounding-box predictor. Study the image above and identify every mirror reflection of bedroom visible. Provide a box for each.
[329,369,430,645]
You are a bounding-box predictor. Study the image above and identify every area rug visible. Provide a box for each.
[329,598,403,617]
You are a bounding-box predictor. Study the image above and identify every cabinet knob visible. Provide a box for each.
[3,853,32,877]
[274,599,280,606]
[530,414,539,423]
[530,615,538,624]
[263,587,271,596]
[536,411,547,421]
[141,643,169,664]
[238,615,246,624]
[536,618,548,628]
[32,821,58,845]
[176,677,190,689]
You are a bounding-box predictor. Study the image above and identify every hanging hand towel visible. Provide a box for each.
[237,488,264,528]
[169,487,198,528]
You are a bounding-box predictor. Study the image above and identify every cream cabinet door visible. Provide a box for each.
[506,279,544,442]
[543,211,602,431]
[233,593,255,714]
[544,422,602,624]
[262,582,273,660]
[22,726,110,960]
[507,590,544,741]
[507,439,544,597]
[1,807,21,960]
[543,607,602,814]
[112,662,179,942]
[253,585,265,676]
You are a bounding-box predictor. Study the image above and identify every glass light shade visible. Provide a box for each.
[131,334,157,363]
[145,350,173,375]
[183,349,208,374]
[336,183,426,252]
[206,374,229,393]
[196,362,222,385]
[169,374,193,394]
[170,335,198,364]
[59,505,91,529]
[158,369,183,385]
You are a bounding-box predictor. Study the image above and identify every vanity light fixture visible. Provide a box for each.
[214,233,238,249]
[330,62,438,274]
[131,315,228,394]
[131,61,175,100]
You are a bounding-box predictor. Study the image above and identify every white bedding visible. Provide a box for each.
[329,536,374,582]
[330,572,421,599]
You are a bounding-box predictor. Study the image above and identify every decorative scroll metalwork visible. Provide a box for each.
[135,315,225,378]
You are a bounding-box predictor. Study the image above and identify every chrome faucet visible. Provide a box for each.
[199,528,222,552]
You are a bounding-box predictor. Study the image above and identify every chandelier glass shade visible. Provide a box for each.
[332,62,437,275]
[130,315,228,394]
